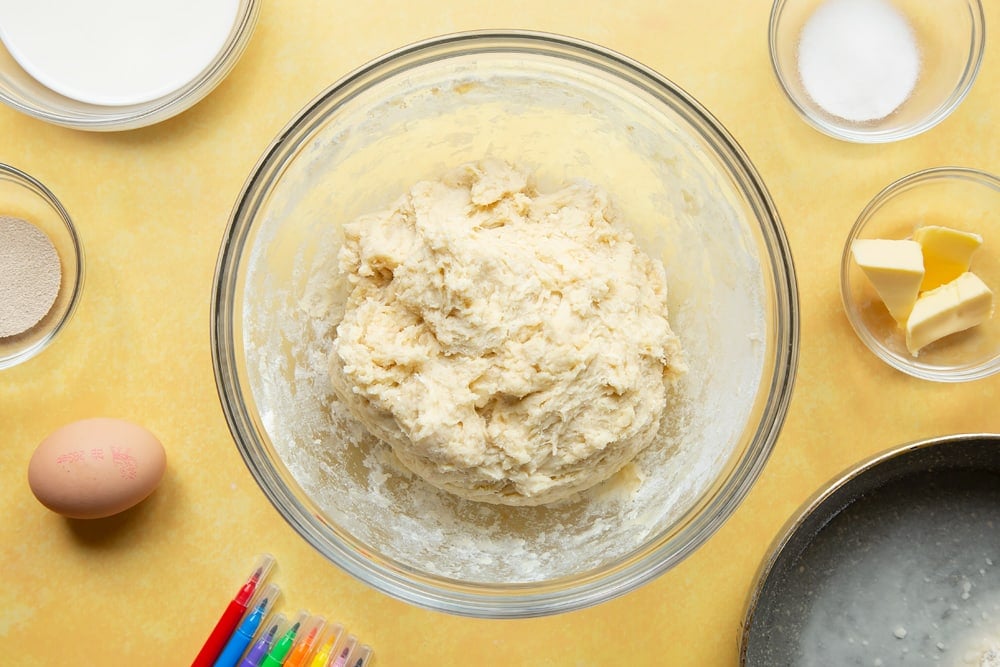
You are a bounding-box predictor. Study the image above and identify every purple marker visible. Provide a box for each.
[237,614,285,667]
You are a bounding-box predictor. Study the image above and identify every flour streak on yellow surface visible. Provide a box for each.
[2,1,1000,666]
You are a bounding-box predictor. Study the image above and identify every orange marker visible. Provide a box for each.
[284,615,326,667]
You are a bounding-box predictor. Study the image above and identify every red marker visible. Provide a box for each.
[191,554,276,667]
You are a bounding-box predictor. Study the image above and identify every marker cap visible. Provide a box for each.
[247,583,281,621]
[306,622,344,667]
[346,644,373,667]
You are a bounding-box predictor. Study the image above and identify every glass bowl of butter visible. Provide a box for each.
[213,31,798,617]
[841,167,1000,381]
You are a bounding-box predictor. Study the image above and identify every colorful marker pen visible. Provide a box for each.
[192,554,276,667]
[330,635,357,667]
[238,613,286,667]
[346,644,372,667]
[283,615,326,667]
[306,623,344,667]
[259,611,306,667]
[213,584,280,667]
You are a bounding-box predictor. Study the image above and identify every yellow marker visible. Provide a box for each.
[913,225,983,291]
[307,623,344,667]
[905,272,994,355]
[851,238,924,324]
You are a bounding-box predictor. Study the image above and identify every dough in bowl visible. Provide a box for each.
[330,159,685,505]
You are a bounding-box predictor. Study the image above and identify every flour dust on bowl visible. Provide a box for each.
[212,31,798,618]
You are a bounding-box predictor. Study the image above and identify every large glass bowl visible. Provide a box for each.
[212,31,798,618]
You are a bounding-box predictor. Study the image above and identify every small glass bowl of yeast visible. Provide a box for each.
[841,167,1000,381]
[0,163,84,370]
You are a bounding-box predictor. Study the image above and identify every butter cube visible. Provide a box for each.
[851,239,924,324]
[905,272,994,355]
[913,225,983,291]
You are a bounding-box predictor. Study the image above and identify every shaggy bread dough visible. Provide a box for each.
[330,160,685,506]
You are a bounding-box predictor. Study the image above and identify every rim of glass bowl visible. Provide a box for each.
[768,0,986,144]
[0,162,84,370]
[0,0,259,131]
[840,166,1000,382]
[211,30,800,618]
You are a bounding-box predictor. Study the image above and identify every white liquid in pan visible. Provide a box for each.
[758,469,1000,666]
[0,0,239,106]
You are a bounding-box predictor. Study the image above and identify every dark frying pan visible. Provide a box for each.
[741,434,1000,666]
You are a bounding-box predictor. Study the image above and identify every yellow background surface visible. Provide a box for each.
[3,1,1000,665]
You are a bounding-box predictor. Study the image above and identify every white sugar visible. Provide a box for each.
[797,0,921,122]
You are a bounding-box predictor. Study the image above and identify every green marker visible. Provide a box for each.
[259,620,301,667]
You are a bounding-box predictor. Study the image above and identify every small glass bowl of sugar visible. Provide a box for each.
[0,164,84,370]
[769,0,985,143]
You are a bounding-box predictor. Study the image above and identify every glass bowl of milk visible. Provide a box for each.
[769,0,985,143]
[0,0,259,131]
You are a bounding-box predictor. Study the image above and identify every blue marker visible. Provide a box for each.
[214,584,280,667]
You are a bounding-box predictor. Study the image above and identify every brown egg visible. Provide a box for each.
[27,418,166,519]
